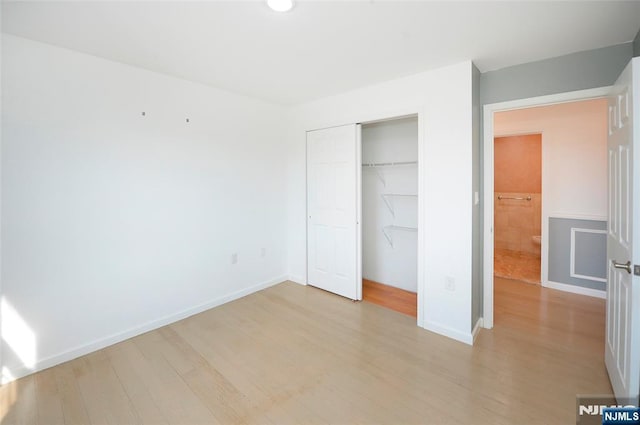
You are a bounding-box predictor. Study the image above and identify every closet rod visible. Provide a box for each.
[362,161,417,167]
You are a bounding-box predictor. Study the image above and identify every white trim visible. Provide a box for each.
[549,212,608,221]
[545,280,606,299]
[570,227,607,282]
[487,86,612,113]
[356,124,363,301]
[3,275,288,383]
[483,105,495,329]
[305,128,309,289]
[472,317,484,343]
[424,320,474,345]
[416,112,425,328]
[483,86,612,330]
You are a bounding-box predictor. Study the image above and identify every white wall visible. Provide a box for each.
[493,98,608,286]
[1,35,289,381]
[286,62,476,344]
[362,117,418,292]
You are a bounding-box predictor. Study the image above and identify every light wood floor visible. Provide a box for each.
[362,279,417,318]
[1,278,610,424]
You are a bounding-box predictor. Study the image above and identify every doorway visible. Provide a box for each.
[483,87,612,328]
[360,116,418,318]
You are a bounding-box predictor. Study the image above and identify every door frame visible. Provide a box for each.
[306,109,424,326]
[482,87,612,329]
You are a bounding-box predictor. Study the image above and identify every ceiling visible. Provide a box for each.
[3,1,640,105]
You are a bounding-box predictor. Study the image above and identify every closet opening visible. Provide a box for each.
[360,116,418,318]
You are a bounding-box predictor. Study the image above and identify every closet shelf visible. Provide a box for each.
[382,225,418,247]
[381,193,418,217]
[363,161,417,187]
[362,161,417,167]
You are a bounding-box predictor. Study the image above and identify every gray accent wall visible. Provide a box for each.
[480,42,633,105]
[471,64,481,329]
[634,28,640,57]
[548,218,607,291]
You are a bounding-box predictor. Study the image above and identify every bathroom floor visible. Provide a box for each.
[494,248,541,284]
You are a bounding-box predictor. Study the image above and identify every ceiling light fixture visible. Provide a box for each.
[267,0,294,12]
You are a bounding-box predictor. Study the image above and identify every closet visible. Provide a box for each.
[361,116,418,316]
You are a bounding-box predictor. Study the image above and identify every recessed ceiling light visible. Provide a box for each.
[267,0,294,12]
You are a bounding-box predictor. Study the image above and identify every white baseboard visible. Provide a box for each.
[544,280,606,299]
[287,274,307,285]
[423,320,473,345]
[3,275,288,384]
[472,318,484,343]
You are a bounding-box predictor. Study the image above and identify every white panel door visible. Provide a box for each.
[606,58,640,404]
[307,124,360,300]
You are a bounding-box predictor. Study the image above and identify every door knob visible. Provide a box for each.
[612,260,632,274]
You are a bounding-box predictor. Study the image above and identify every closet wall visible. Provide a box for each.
[362,117,418,292]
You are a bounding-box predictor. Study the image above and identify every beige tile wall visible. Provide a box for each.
[494,192,541,256]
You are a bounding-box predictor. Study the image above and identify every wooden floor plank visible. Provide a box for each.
[52,363,91,425]
[72,350,139,425]
[131,331,219,425]
[157,327,253,424]
[0,380,18,424]
[1,375,37,425]
[35,368,64,425]
[106,341,169,425]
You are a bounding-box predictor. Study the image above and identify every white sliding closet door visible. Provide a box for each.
[307,124,361,300]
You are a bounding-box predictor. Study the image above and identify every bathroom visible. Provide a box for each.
[493,134,541,284]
